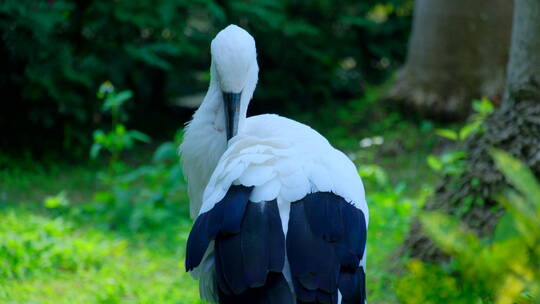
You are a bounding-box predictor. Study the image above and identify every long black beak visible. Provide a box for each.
[222,92,241,141]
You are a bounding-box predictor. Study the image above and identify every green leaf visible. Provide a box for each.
[493,213,520,242]
[113,91,133,106]
[90,143,102,159]
[459,121,481,140]
[93,129,106,142]
[427,155,443,171]
[490,149,540,201]
[152,142,177,163]
[434,129,458,141]
[115,124,126,136]
[494,191,539,244]
[472,98,494,115]
[129,130,151,143]
[440,150,467,164]
[420,212,480,257]
[102,91,133,111]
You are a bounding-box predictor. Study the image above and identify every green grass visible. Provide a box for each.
[0,199,201,304]
[0,158,203,304]
[0,162,99,205]
[0,121,438,303]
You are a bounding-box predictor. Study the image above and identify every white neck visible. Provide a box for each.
[180,62,258,218]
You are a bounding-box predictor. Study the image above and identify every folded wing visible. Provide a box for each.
[186,185,294,304]
[287,192,367,304]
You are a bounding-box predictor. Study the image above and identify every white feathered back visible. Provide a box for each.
[200,114,368,224]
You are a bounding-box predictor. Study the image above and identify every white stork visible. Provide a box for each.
[180,24,368,304]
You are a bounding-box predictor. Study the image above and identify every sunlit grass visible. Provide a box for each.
[0,200,201,304]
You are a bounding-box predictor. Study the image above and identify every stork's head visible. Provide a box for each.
[211,25,258,140]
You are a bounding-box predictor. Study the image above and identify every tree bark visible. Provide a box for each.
[405,0,540,261]
[387,0,514,120]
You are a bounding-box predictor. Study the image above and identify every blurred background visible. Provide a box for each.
[1,0,539,303]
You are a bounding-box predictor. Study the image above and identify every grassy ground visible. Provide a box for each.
[0,118,439,304]
[0,207,199,303]
[0,163,201,303]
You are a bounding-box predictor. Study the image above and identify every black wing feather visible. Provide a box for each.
[216,230,248,294]
[287,192,367,304]
[185,185,252,271]
[218,272,294,304]
[287,199,340,303]
[339,267,366,304]
[215,199,291,302]
[185,185,292,303]
[239,202,270,287]
[221,186,251,234]
[267,201,286,272]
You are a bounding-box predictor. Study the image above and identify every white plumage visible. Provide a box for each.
[181,24,368,304]
[201,113,368,228]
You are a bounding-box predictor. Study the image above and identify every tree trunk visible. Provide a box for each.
[405,0,540,261]
[387,0,514,120]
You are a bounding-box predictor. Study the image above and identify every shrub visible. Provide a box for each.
[87,83,186,232]
[92,137,186,232]
[396,150,540,304]
[0,0,412,153]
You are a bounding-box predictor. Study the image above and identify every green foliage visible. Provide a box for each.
[225,0,413,110]
[92,136,186,232]
[1,106,193,302]
[397,151,540,304]
[397,260,465,304]
[299,84,437,152]
[426,150,467,176]
[91,126,150,161]
[86,83,185,232]
[427,98,495,175]
[358,163,431,302]
[1,0,195,151]
[0,209,119,280]
[433,98,495,143]
[43,191,70,209]
[1,0,413,152]
[358,164,389,186]
[90,82,150,163]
